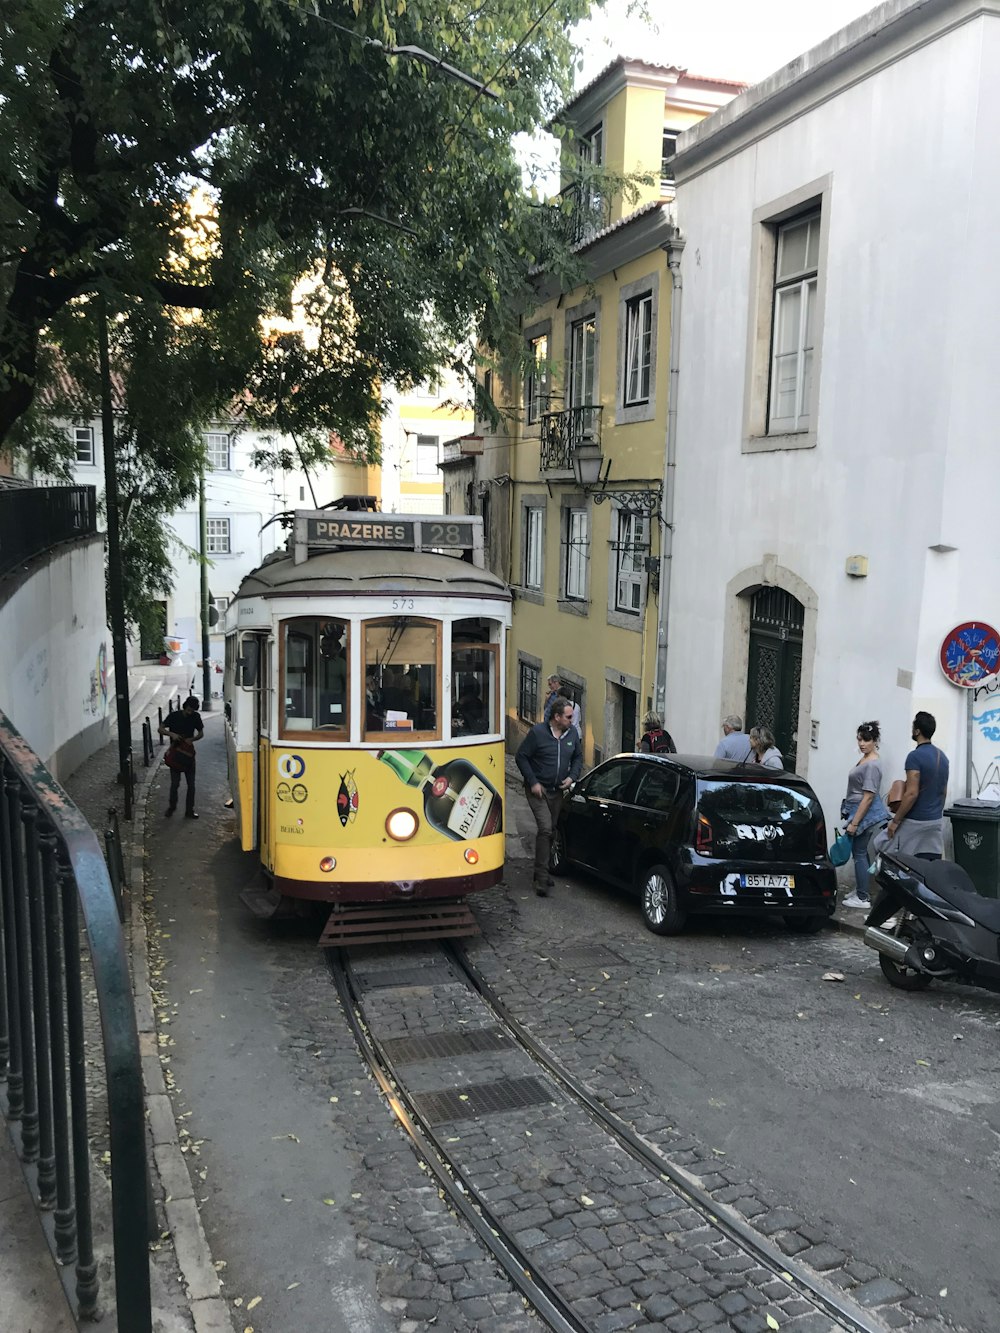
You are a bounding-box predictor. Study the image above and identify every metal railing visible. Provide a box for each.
[141,719,154,767]
[557,182,608,246]
[0,486,98,583]
[540,404,603,473]
[0,708,151,1330]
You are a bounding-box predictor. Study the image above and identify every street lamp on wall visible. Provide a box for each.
[571,444,663,517]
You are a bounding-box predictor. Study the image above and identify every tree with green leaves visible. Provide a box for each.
[1,0,607,455]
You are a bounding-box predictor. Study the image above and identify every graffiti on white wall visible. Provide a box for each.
[86,642,108,717]
[25,645,50,697]
[972,673,1000,792]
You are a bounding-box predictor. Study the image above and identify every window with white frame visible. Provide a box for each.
[415,434,439,475]
[564,507,589,601]
[768,211,820,434]
[206,518,231,554]
[615,511,648,614]
[212,595,230,616]
[661,130,679,188]
[623,293,653,406]
[524,506,544,590]
[73,426,95,465]
[569,317,597,411]
[204,432,231,471]
[525,334,549,425]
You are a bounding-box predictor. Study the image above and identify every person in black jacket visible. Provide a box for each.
[159,697,204,818]
[516,696,583,896]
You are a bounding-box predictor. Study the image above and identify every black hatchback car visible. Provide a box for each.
[554,753,837,934]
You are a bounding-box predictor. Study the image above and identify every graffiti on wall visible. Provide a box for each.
[972,673,1000,792]
[86,642,109,717]
[25,645,50,697]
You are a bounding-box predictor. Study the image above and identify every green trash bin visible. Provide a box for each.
[945,801,1000,899]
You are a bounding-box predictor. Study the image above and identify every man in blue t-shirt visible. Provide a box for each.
[886,711,949,859]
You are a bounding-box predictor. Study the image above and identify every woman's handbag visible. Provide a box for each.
[829,831,853,866]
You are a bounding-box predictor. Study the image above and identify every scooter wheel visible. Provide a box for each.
[879,943,933,990]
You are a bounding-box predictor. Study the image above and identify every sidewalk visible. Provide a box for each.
[0,658,223,1333]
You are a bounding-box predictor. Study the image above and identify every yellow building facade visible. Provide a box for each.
[456,59,743,764]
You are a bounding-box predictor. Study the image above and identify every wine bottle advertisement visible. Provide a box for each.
[268,743,505,852]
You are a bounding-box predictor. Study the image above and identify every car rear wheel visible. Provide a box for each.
[783,913,827,934]
[640,864,685,935]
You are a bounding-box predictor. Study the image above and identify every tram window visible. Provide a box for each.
[452,644,497,736]
[364,618,439,739]
[280,618,349,737]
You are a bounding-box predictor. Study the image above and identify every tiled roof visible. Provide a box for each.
[573,199,672,254]
[555,55,746,121]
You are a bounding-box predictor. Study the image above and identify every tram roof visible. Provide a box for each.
[237,548,511,601]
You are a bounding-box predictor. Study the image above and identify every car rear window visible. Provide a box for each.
[696,779,819,858]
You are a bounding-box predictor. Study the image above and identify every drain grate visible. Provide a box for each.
[353,964,455,991]
[381,1027,513,1064]
[411,1075,554,1125]
[554,945,626,968]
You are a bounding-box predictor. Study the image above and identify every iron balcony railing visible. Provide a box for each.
[539,404,603,474]
[557,182,608,247]
[0,486,98,582]
[0,708,151,1330]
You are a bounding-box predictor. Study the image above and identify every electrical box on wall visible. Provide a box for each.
[845,554,869,578]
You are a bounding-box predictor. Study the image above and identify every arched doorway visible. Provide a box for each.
[745,587,804,770]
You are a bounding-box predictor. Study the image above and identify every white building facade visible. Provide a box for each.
[667,0,1000,823]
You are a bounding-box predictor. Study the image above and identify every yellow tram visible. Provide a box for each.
[223,510,511,942]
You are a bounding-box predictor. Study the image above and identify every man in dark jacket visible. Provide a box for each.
[516,696,582,895]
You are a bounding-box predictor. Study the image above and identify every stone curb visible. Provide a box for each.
[127,721,235,1333]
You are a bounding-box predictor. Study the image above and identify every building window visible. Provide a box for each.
[524,506,544,589]
[661,130,678,188]
[72,426,95,465]
[204,432,231,471]
[518,661,540,722]
[623,293,653,406]
[525,334,549,425]
[768,211,820,434]
[569,317,597,412]
[564,507,589,601]
[415,435,439,475]
[615,511,648,614]
[206,518,231,554]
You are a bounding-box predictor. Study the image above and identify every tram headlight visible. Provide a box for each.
[464,848,479,865]
[386,808,419,841]
[319,856,337,873]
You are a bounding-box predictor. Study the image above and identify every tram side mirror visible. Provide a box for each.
[237,637,260,688]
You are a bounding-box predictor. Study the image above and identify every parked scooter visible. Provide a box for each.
[863,847,1000,992]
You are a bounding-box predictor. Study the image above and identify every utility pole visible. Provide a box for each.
[198,468,212,711]
[97,295,134,817]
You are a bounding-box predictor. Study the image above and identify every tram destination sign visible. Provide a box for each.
[294,512,483,564]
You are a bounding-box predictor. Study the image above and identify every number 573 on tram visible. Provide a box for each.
[222,511,512,939]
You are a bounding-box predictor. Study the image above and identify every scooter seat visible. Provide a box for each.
[890,853,1000,930]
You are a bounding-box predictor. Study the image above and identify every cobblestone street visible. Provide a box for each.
[133,726,1000,1333]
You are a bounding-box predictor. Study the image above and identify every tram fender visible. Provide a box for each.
[240,883,299,919]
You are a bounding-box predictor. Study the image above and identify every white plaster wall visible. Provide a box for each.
[668,15,1000,824]
[0,538,110,777]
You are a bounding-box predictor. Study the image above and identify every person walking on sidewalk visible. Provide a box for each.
[542,674,562,722]
[714,714,752,762]
[159,696,204,819]
[516,696,582,896]
[878,711,950,861]
[840,720,891,909]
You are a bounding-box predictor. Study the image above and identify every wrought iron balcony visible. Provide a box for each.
[540,405,603,475]
[557,183,608,246]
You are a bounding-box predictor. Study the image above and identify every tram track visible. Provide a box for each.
[328,941,888,1333]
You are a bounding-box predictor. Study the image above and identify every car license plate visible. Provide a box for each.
[740,873,794,889]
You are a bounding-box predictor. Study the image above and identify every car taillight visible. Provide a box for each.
[815,818,827,859]
[696,814,713,855]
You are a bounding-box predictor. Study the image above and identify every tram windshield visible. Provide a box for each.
[364,618,439,739]
[282,617,349,735]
